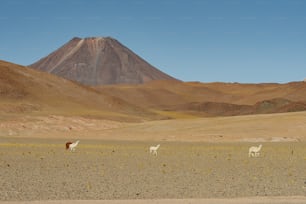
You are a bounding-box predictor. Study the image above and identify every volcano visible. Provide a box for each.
[30,37,177,85]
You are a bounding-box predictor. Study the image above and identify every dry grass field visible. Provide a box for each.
[1,138,306,201]
[1,111,306,202]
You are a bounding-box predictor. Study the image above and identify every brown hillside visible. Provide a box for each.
[197,82,306,105]
[96,80,306,117]
[2,59,306,120]
[0,60,161,121]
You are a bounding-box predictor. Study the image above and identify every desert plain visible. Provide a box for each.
[1,60,306,203]
[1,112,306,203]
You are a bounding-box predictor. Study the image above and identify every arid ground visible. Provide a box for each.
[1,111,306,202]
[1,137,306,201]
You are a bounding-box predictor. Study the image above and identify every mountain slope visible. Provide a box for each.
[3,58,306,120]
[30,37,177,85]
[0,60,162,121]
[96,80,306,117]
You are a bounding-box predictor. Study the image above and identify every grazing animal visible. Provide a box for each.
[248,144,262,157]
[65,142,72,150]
[66,140,80,152]
[149,144,160,156]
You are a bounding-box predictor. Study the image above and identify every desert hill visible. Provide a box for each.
[2,59,306,141]
[3,58,306,120]
[29,37,177,85]
[96,80,306,117]
[0,60,162,121]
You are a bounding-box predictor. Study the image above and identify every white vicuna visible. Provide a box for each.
[248,144,262,157]
[149,144,160,156]
[68,140,80,152]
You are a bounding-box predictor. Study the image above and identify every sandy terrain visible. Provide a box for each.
[1,111,306,142]
[1,138,306,202]
[1,111,306,203]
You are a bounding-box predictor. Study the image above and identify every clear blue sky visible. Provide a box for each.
[1,0,305,83]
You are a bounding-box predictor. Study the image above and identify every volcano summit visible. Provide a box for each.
[30,37,177,85]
